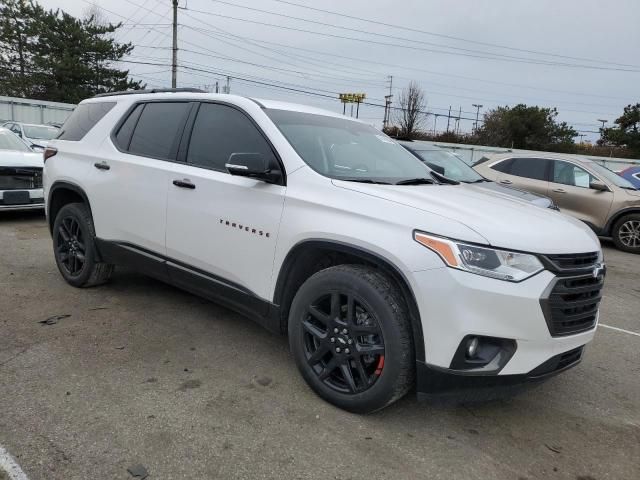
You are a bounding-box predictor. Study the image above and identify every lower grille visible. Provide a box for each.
[529,346,584,377]
[541,274,604,336]
[0,167,43,190]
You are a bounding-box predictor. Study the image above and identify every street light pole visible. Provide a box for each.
[472,104,483,134]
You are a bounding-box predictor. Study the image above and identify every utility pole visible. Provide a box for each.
[597,119,608,141]
[433,114,439,136]
[472,104,483,134]
[455,106,462,135]
[382,75,393,130]
[446,106,452,133]
[215,81,219,93]
[171,0,178,88]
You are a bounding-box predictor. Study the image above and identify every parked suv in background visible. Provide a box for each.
[44,90,605,413]
[475,153,640,253]
[2,121,60,152]
[400,141,558,210]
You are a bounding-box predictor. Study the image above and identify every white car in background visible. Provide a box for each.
[2,121,60,152]
[0,127,44,211]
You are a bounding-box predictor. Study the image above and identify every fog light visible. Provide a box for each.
[466,337,479,358]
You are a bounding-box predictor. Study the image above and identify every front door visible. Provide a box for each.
[548,160,613,228]
[165,102,286,308]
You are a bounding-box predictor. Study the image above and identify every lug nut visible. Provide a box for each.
[336,347,341,353]
[347,339,353,345]
[334,328,339,333]
[330,337,335,343]
[342,329,348,334]
[345,348,350,354]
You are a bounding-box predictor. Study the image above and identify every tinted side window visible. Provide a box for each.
[129,102,191,160]
[187,103,275,171]
[552,160,596,188]
[58,102,116,141]
[490,158,513,173]
[114,104,144,150]
[509,158,548,181]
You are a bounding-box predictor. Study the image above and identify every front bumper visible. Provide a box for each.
[0,188,44,211]
[417,344,584,401]
[411,266,599,395]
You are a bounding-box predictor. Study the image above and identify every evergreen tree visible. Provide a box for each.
[0,0,143,103]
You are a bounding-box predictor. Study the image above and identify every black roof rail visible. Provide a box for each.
[93,88,206,98]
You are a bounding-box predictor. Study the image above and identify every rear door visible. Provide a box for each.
[548,159,613,227]
[88,101,193,261]
[165,101,286,305]
[494,157,551,197]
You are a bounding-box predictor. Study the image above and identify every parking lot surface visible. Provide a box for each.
[1,211,638,480]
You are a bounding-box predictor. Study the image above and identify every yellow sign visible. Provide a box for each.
[339,93,366,103]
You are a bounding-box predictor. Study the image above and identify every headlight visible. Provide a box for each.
[414,231,544,282]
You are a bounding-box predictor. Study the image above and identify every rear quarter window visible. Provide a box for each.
[57,102,116,141]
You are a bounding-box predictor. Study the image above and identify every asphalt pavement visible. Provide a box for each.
[0,211,638,480]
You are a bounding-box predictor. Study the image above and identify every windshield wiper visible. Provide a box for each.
[395,177,436,185]
[340,178,392,185]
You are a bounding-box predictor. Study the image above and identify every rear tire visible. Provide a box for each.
[52,202,114,287]
[288,265,415,413]
[611,214,640,254]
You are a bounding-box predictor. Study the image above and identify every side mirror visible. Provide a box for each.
[590,180,610,192]
[225,153,282,184]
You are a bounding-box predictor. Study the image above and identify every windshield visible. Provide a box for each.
[0,130,31,152]
[589,162,637,190]
[411,148,484,183]
[23,125,59,140]
[265,109,433,183]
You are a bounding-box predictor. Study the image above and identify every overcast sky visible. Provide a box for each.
[38,0,640,140]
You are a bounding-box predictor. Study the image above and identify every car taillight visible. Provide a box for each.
[43,147,57,162]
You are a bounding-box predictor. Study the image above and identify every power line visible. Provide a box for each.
[181,7,640,72]
[178,22,631,102]
[268,0,638,69]
[202,0,617,68]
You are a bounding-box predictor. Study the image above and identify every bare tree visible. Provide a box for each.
[395,81,426,139]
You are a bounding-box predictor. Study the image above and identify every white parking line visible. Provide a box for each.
[0,445,29,480]
[599,323,640,337]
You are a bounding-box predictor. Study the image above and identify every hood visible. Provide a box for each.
[333,181,599,254]
[0,150,44,168]
[469,181,553,208]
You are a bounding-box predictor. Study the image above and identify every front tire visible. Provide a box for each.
[52,202,114,287]
[288,265,415,413]
[612,214,640,253]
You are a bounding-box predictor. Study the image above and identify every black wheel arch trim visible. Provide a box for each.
[47,181,94,235]
[273,239,426,363]
[604,207,640,235]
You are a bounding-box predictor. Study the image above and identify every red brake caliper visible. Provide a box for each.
[374,355,385,376]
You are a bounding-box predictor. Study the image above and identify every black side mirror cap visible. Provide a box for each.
[225,152,283,184]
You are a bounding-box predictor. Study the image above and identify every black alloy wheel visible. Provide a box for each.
[56,215,86,276]
[52,202,114,287]
[289,265,414,413]
[302,292,385,394]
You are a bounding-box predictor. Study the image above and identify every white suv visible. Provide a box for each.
[44,90,605,413]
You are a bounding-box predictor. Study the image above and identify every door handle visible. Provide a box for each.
[94,161,110,171]
[173,179,196,189]
[552,188,566,193]
[499,180,512,185]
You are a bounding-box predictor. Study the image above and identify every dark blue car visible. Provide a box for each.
[619,166,640,188]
